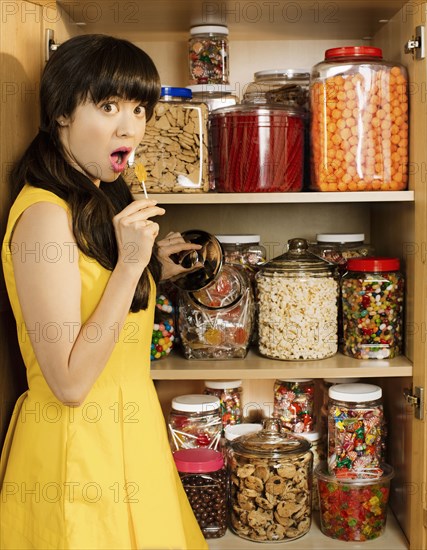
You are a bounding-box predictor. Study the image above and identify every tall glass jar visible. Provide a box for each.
[168,394,222,451]
[341,257,404,359]
[228,418,313,542]
[243,69,310,110]
[310,46,409,192]
[188,25,229,85]
[173,448,228,538]
[124,86,209,193]
[256,238,338,360]
[273,379,315,433]
[327,383,384,478]
[204,380,243,429]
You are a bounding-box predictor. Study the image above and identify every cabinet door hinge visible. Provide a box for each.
[403,386,424,420]
[405,25,425,59]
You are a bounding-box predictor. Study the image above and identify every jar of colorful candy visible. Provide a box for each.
[173,448,228,538]
[168,394,222,451]
[178,264,255,359]
[310,46,409,191]
[204,380,243,429]
[316,462,394,541]
[341,257,404,359]
[256,238,339,360]
[216,234,266,275]
[273,379,315,433]
[188,25,229,85]
[150,293,175,361]
[327,383,384,478]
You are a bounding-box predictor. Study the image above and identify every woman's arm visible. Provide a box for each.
[12,199,164,406]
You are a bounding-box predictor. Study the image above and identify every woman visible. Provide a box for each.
[0,34,207,549]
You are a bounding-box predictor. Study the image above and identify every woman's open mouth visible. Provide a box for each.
[110,147,132,172]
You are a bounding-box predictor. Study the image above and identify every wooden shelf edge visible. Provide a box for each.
[151,351,413,380]
[133,191,414,205]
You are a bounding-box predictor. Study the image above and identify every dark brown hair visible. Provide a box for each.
[10,34,161,311]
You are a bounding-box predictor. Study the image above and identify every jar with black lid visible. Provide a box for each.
[341,257,404,359]
[256,238,338,360]
[228,418,313,542]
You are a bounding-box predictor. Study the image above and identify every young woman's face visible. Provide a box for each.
[57,97,147,186]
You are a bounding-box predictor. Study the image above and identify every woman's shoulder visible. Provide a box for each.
[12,184,69,213]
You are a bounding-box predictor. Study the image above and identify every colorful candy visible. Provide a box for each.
[273,379,315,433]
[204,380,243,430]
[150,294,175,361]
[189,26,229,85]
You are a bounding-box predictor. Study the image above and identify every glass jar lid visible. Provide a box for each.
[316,233,365,244]
[190,264,244,310]
[329,383,382,402]
[254,69,310,82]
[230,418,310,459]
[258,238,336,277]
[347,257,400,272]
[172,394,221,413]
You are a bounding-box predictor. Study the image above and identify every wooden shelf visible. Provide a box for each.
[151,350,413,380]
[134,191,415,205]
[208,511,408,549]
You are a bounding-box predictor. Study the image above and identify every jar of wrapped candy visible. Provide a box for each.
[150,293,175,361]
[173,448,228,538]
[327,383,384,478]
[188,25,229,85]
[316,462,394,541]
[168,395,222,451]
[178,264,255,359]
[310,234,374,270]
[216,234,266,274]
[204,380,243,429]
[228,418,313,542]
[310,46,409,191]
[273,379,315,432]
[341,257,404,359]
[256,238,338,360]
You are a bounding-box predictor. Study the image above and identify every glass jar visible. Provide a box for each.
[224,423,263,442]
[341,257,404,359]
[173,448,228,538]
[216,234,266,272]
[204,380,243,429]
[228,418,313,542]
[256,238,339,360]
[168,394,222,451]
[178,264,255,359]
[327,383,384,478]
[188,25,229,85]
[188,84,238,111]
[299,430,323,511]
[243,69,310,110]
[310,234,374,269]
[210,103,305,192]
[310,46,409,192]
[125,87,209,193]
[150,292,175,361]
[273,379,315,433]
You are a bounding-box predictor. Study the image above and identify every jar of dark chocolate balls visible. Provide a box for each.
[173,448,228,538]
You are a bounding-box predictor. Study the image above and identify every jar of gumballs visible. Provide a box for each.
[150,294,175,361]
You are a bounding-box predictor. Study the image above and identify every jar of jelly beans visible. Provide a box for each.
[327,383,384,478]
[173,448,228,538]
[341,257,404,359]
[274,379,315,433]
[204,380,243,429]
[168,395,222,451]
[188,25,229,85]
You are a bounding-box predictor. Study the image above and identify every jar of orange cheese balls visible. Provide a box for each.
[310,47,408,192]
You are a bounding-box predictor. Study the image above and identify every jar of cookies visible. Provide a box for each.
[256,238,338,360]
[310,46,409,192]
[228,418,313,542]
[168,395,222,451]
[173,448,228,538]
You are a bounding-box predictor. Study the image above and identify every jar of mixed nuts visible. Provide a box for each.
[173,448,228,538]
[341,257,404,359]
[188,25,229,85]
[256,238,339,360]
[228,418,313,542]
[168,394,222,451]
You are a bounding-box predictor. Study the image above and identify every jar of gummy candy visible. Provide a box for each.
[327,383,384,478]
[150,293,175,361]
[204,380,243,429]
[273,379,315,432]
[189,25,229,85]
[168,395,222,451]
[310,46,409,192]
[341,257,404,359]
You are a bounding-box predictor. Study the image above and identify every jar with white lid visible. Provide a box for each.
[327,383,384,478]
[273,379,315,432]
[224,423,263,442]
[188,84,238,111]
[168,394,222,451]
[310,234,374,269]
[204,380,243,428]
[216,234,266,278]
[299,430,324,510]
[243,69,310,110]
[189,25,229,84]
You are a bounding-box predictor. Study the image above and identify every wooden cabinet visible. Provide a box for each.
[1,1,426,548]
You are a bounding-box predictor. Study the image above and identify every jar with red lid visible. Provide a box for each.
[173,448,228,538]
[310,46,409,192]
[341,258,404,359]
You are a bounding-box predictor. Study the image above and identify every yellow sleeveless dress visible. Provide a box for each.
[0,185,208,550]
